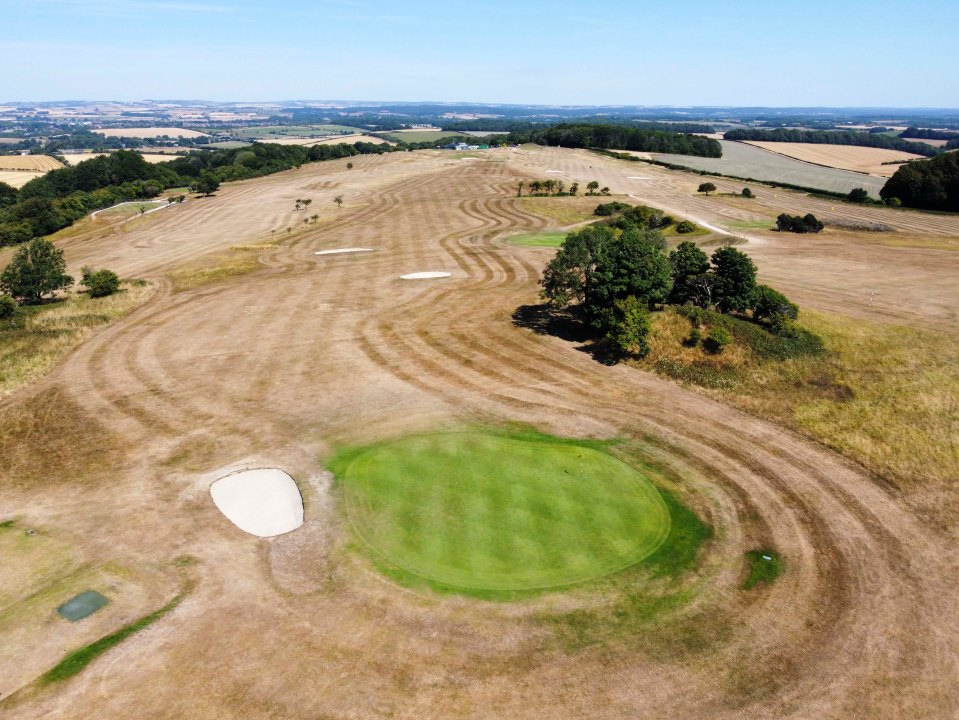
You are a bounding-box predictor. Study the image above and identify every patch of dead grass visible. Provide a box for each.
[168,243,276,291]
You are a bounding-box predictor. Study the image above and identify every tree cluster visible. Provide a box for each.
[541,221,798,359]
[517,180,579,197]
[899,127,959,141]
[776,213,824,233]
[880,151,959,211]
[509,124,723,158]
[724,128,942,157]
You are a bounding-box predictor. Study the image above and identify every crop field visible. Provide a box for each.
[61,152,178,165]
[0,170,45,188]
[651,139,888,195]
[256,134,390,146]
[234,125,366,139]
[0,155,64,172]
[742,141,925,177]
[381,130,469,143]
[95,127,209,138]
[0,146,957,719]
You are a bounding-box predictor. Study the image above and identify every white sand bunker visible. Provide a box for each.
[210,469,304,537]
[314,247,374,256]
[400,271,452,280]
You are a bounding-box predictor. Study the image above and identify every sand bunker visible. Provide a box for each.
[210,469,304,537]
[400,271,452,280]
[314,247,374,256]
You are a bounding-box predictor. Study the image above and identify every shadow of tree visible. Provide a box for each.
[511,303,618,365]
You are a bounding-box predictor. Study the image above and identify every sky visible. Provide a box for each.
[2,0,957,107]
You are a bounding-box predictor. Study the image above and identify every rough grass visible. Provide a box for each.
[519,196,610,226]
[40,591,186,684]
[0,282,154,399]
[330,430,673,596]
[640,307,958,493]
[169,243,275,291]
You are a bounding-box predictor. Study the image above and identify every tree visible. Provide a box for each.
[741,187,754,198]
[0,181,17,209]
[776,213,824,233]
[711,246,757,313]
[541,225,614,308]
[586,180,600,195]
[675,220,697,234]
[192,172,220,196]
[668,241,710,305]
[0,238,73,304]
[751,284,798,323]
[589,229,672,330]
[848,187,869,203]
[600,187,611,196]
[346,162,354,170]
[334,195,344,207]
[544,179,555,195]
[0,294,16,319]
[607,295,651,357]
[517,181,524,197]
[529,180,542,195]
[697,182,717,196]
[81,266,121,298]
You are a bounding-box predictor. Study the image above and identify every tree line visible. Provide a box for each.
[880,152,959,211]
[724,128,942,157]
[508,124,723,158]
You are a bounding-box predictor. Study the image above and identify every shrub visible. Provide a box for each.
[885,196,902,207]
[751,284,799,323]
[607,295,651,357]
[594,201,631,217]
[776,213,824,233]
[81,267,121,298]
[675,220,697,234]
[0,294,16,319]
[703,326,732,354]
[741,187,754,198]
[847,187,869,203]
[685,327,701,347]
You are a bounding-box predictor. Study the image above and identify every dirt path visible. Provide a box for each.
[1,149,956,719]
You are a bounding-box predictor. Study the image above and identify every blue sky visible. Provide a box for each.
[2,0,957,106]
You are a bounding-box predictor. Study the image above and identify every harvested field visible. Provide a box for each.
[61,152,179,165]
[742,141,925,177]
[0,147,957,719]
[900,137,951,147]
[0,170,44,188]
[0,155,64,172]
[381,130,467,143]
[96,127,209,138]
[259,134,390,146]
[652,139,888,195]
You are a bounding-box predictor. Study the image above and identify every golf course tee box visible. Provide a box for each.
[332,432,671,593]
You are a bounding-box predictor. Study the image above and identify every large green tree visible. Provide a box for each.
[541,225,615,309]
[589,229,672,330]
[668,241,709,305]
[0,238,73,303]
[711,246,757,313]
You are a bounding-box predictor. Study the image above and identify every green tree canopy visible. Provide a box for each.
[589,229,672,330]
[711,246,757,313]
[0,238,73,303]
[697,182,717,196]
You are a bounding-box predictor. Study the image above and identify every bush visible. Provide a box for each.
[81,267,121,298]
[685,327,701,347]
[741,187,754,198]
[776,213,824,233]
[703,326,732,354]
[607,295,651,357]
[594,201,631,217]
[752,284,798,323]
[675,220,697,234]
[847,187,869,203]
[885,196,902,207]
[0,294,16,319]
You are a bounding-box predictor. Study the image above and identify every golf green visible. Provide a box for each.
[332,432,671,592]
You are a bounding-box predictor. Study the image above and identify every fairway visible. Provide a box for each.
[332,432,671,592]
[506,231,567,247]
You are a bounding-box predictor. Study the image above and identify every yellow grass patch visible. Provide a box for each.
[169,243,275,291]
[743,142,924,177]
[96,127,208,139]
[0,155,64,172]
[0,283,155,400]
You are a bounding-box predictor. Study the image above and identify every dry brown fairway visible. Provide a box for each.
[742,141,924,176]
[1,149,957,719]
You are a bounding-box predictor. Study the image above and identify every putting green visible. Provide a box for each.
[332,432,671,592]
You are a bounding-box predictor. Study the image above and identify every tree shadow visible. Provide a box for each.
[511,303,618,365]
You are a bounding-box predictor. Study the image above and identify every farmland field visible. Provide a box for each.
[0,170,45,188]
[380,130,471,143]
[234,125,366,139]
[61,152,180,165]
[742,141,925,177]
[651,139,888,195]
[0,155,64,172]
[96,127,209,138]
[0,146,957,720]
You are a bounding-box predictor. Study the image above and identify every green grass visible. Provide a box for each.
[505,231,567,247]
[330,430,672,596]
[725,219,776,231]
[381,130,468,143]
[234,124,365,138]
[743,550,783,589]
[41,592,186,684]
